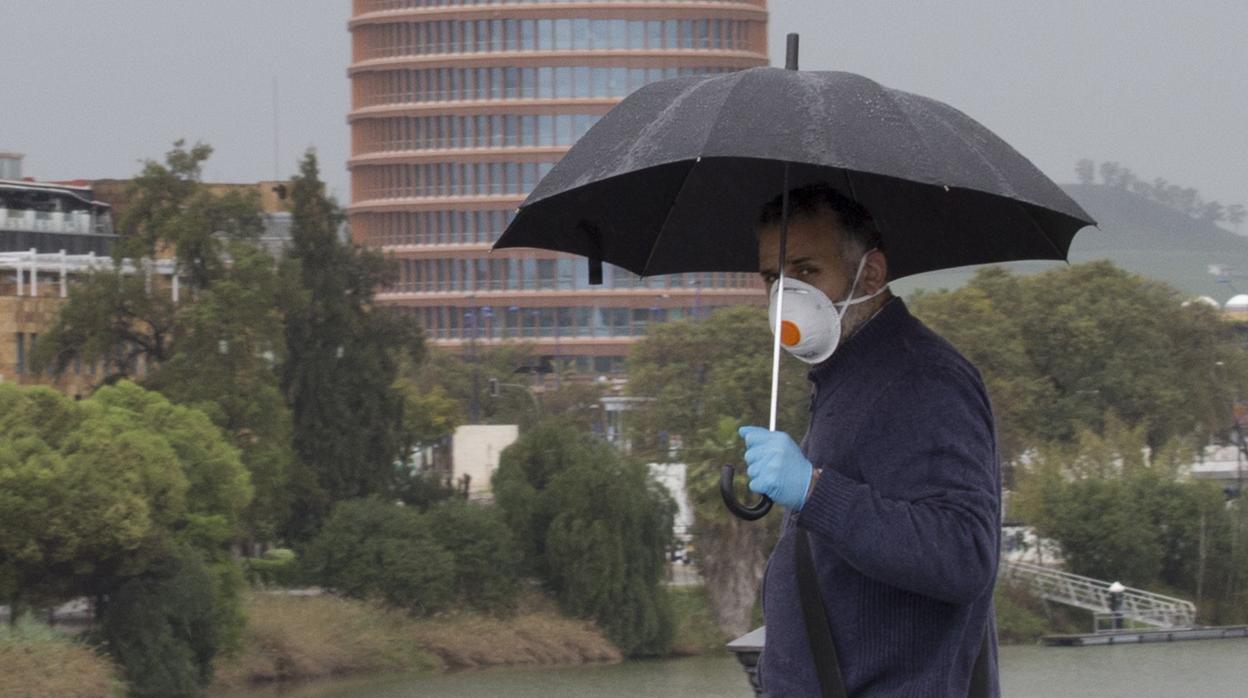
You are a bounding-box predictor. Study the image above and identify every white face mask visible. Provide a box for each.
[767,250,885,364]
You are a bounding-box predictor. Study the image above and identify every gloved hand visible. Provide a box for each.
[739,426,815,511]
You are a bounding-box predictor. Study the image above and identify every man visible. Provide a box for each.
[741,183,1001,697]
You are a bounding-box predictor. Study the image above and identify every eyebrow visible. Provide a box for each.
[760,256,818,275]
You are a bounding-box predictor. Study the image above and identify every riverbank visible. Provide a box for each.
[209,590,621,690]
[0,616,123,698]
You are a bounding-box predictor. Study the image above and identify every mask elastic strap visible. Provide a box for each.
[835,248,884,318]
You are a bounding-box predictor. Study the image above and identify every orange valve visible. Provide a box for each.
[780,320,801,347]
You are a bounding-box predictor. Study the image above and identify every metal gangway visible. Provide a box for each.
[1001,560,1196,629]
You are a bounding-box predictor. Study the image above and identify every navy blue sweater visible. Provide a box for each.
[759,298,1001,697]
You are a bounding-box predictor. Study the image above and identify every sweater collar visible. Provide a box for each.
[807,296,911,390]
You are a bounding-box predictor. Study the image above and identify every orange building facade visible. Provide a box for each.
[348,0,769,374]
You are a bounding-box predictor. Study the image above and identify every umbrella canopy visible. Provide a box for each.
[494,67,1094,280]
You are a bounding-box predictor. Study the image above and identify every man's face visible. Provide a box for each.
[756,209,858,304]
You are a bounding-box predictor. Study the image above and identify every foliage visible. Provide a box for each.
[30,140,296,543]
[1015,425,1248,622]
[0,382,250,609]
[90,544,228,698]
[425,500,521,613]
[0,381,251,691]
[31,268,177,383]
[115,140,264,288]
[494,421,676,655]
[279,151,414,540]
[303,498,455,615]
[145,241,299,541]
[910,262,1248,455]
[243,549,303,589]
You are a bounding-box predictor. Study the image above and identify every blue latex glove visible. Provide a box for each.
[739,426,814,511]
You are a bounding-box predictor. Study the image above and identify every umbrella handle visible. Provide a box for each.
[720,465,773,521]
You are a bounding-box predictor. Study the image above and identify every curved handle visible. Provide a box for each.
[720,465,773,521]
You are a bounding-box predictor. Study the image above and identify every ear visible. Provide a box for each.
[859,248,889,294]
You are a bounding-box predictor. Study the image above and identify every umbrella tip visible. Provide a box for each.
[785,33,799,70]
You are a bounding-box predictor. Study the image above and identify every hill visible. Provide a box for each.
[893,184,1248,301]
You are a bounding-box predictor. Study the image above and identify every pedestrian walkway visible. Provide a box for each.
[1001,560,1196,629]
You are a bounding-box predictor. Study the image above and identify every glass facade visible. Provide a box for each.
[349,0,768,370]
[356,65,733,106]
[356,113,602,153]
[360,18,751,58]
[360,0,761,11]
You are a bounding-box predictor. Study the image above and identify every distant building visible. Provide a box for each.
[449,423,520,500]
[0,157,296,396]
[1,167,117,256]
[347,0,771,376]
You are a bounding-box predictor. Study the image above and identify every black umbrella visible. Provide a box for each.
[494,35,1094,519]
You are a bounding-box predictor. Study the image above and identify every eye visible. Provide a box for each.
[796,265,818,277]
[761,272,778,285]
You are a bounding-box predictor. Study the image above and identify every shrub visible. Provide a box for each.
[303,498,455,615]
[426,500,521,613]
[495,421,676,656]
[92,545,228,698]
[244,548,303,588]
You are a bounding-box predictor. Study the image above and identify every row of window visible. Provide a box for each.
[356,65,733,106]
[356,113,601,153]
[355,160,558,199]
[398,303,733,340]
[0,229,114,256]
[358,209,516,246]
[361,18,752,59]
[363,0,757,11]
[386,256,759,292]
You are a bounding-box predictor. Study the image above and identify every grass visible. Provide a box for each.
[211,590,620,689]
[0,616,123,698]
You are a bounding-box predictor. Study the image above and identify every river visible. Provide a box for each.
[217,639,1248,697]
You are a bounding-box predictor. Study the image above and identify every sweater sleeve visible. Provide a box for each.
[797,363,1000,605]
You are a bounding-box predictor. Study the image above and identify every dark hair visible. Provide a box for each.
[756,182,881,254]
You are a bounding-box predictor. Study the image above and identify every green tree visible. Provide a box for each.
[494,421,676,655]
[145,242,300,542]
[0,382,251,687]
[625,306,804,636]
[31,268,177,382]
[280,151,414,539]
[912,263,1248,454]
[115,140,264,289]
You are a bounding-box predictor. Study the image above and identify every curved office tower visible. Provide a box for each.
[348,0,769,375]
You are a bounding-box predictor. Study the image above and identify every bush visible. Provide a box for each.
[244,548,303,588]
[426,500,521,613]
[495,421,676,656]
[92,545,229,698]
[303,498,455,615]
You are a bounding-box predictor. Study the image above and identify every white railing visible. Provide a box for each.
[1001,560,1196,629]
[0,249,179,299]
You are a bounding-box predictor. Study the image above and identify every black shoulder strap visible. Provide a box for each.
[795,526,847,698]
[795,526,993,698]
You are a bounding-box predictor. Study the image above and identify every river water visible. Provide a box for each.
[219,639,1248,697]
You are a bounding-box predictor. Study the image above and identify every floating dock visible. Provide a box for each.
[1043,625,1248,646]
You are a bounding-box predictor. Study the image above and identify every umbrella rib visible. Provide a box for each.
[639,160,700,275]
[639,72,749,276]
[1015,200,1069,262]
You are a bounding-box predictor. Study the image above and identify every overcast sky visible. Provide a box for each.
[4,0,1245,209]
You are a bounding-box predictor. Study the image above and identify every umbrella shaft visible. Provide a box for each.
[769,163,790,432]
